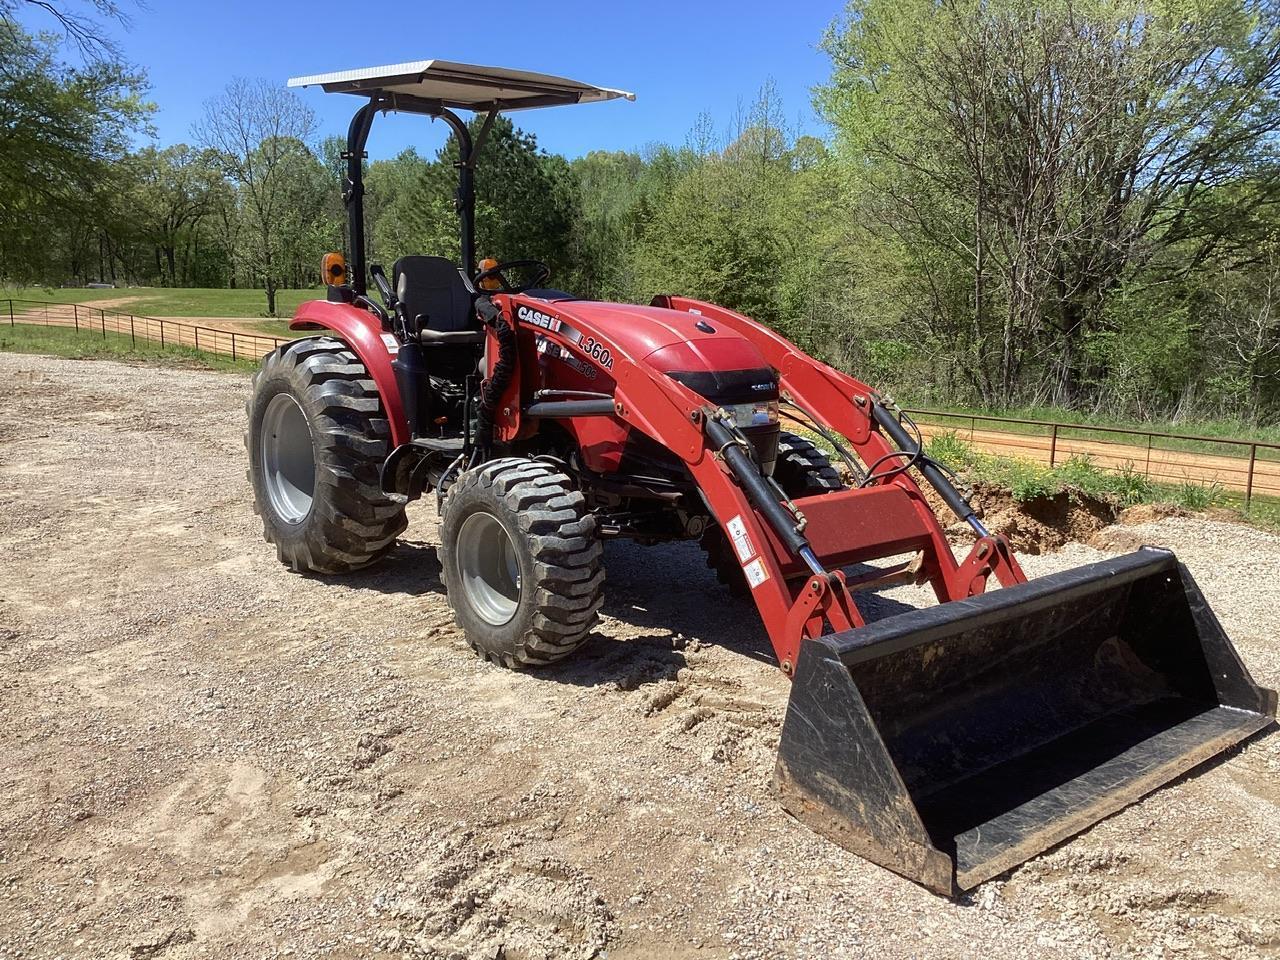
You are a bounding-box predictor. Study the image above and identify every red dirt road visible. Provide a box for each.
[918,422,1279,498]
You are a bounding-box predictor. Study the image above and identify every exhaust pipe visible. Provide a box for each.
[775,547,1276,894]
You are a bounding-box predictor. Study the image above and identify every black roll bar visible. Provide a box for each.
[343,94,479,296]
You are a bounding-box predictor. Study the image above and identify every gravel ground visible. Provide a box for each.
[0,353,1277,960]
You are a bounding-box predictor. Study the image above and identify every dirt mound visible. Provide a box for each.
[926,480,1119,554]
[1118,502,1187,526]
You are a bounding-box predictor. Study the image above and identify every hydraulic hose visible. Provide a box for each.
[475,298,517,459]
[870,404,989,536]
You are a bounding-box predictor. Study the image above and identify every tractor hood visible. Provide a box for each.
[547,300,774,378]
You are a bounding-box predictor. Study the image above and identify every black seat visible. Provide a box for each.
[393,256,478,340]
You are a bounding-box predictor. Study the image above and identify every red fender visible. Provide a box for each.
[290,300,408,446]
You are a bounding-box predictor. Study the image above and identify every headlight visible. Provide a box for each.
[723,400,779,429]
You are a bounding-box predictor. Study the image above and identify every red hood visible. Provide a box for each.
[531,299,771,374]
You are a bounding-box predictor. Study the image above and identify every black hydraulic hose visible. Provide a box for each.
[870,403,988,535]
[475,300,516,459]
[524,399,616,417]
[705,413,824,575]
[779,406,867,484]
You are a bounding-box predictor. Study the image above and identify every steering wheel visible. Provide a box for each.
[473,259,551,295]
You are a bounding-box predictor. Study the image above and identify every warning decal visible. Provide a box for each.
[726,514,755,563]
[743,558,769,589]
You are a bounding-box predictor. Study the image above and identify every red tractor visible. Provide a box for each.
[247,60,1275,895]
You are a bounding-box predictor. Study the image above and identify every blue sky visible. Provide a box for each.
[21,0,841,160]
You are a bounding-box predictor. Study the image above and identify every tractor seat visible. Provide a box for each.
[393,255,480,343]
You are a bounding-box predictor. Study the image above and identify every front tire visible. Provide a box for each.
[773,432,844,496]
[440,459,604,668]
[246,337,407,574]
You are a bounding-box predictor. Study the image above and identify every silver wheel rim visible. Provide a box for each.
[456,511,521,626]
[261,392,315,524]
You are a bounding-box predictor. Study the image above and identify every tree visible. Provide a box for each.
[370,116,579,286]
[632,85,822,334]
[819,0,1280,407]
[0,24,149,283]
[195,78,318,315]
[126,145,223,285]
[1,0,134,63]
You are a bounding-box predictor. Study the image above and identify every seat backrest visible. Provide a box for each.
[393,255,474,333]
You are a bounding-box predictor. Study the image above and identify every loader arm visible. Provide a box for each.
[652,295,1027,600]
[494,294,1022,672]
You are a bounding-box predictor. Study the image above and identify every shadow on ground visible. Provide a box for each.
[305,533,926,688]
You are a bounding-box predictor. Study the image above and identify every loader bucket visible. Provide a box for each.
[775,547,1276,895]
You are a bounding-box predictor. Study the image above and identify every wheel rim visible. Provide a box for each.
[456,511,521,626]
[261,392,315,524]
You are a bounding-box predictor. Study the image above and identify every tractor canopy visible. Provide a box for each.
[287,59,634,111]
[287,59,633,291]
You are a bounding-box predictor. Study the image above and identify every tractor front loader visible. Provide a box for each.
[245,59,1276,896]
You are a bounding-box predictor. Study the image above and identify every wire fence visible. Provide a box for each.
[3,298,289,362]
[5,298,1276,505]
[906,408,1280,506]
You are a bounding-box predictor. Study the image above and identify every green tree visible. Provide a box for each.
[818,0,1280,408]
[0,24,149,283]
[125,144,223,285]
[195,78,319,315]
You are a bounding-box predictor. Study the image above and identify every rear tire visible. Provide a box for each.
[246,337,407,574]
[440,459,604,668]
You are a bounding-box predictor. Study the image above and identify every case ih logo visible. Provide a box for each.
[516,305,561,332]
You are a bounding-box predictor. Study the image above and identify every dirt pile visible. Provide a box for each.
[924,479,1119,553]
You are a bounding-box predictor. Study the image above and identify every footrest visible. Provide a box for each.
[410,436,466,454]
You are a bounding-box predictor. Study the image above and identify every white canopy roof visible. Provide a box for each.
[287,59,635,112]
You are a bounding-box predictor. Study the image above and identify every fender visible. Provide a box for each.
[290,300,408,445]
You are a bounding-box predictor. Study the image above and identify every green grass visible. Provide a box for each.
[0,322,257,372]
[1,286,325,319]
[921,429,1278,518]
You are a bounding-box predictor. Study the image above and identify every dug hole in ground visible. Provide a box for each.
[0,353,1277,960]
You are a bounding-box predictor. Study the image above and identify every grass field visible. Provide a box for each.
[0,322,257,372]
[1,286,323,319]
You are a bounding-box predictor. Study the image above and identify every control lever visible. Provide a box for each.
[369,263,395,308]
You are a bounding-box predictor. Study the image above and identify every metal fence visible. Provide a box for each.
[6,298,1276,505]
[906,408,1280,506]
[3,298,289,362]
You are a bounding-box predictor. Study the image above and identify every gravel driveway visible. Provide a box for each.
[0,353,1276,960]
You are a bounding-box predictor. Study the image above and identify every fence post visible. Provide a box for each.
[194,327,199,351]
[7,299,12,327]
[1146,434,1153,478]
[1246,444,1257,509]
[101,308,106,339]
[130,315,136,347]
[231,332,237,360]
[1049,424,1059,467]
[73,302,79,331]
[160,319,165,347]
